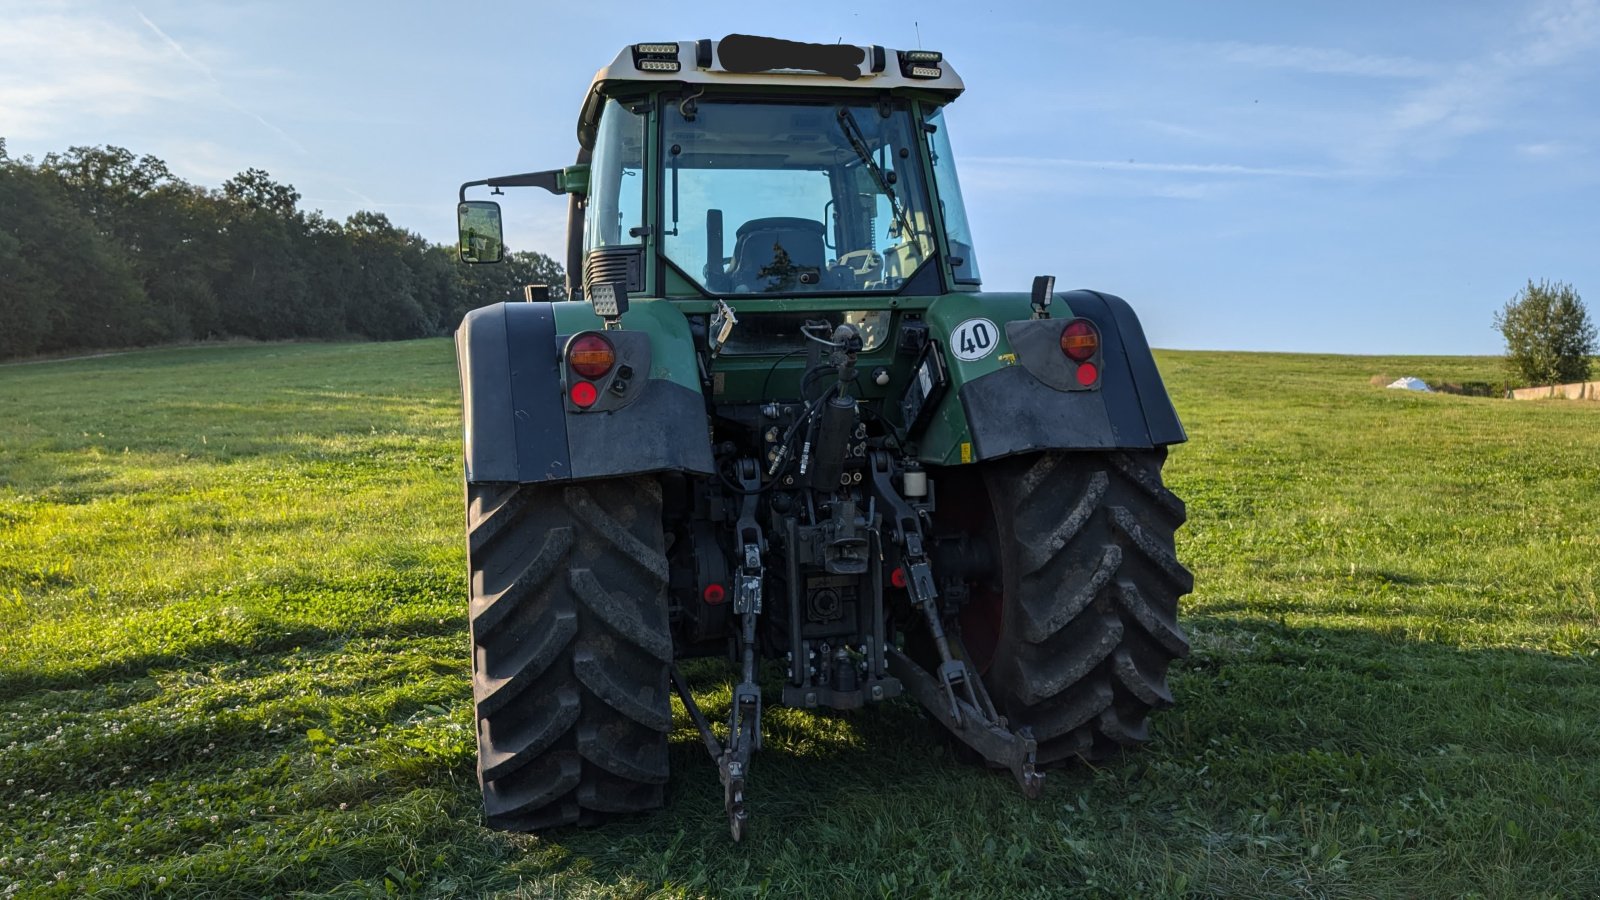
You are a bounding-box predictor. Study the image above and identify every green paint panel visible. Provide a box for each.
[545,290,1075,464]
[550,299,702,392]
[670,295,936,316]
[915,291,1074,466]
[558,164,590,195]
[706,334,909,406]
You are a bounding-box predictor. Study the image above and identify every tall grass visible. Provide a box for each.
[1,341,1596,897]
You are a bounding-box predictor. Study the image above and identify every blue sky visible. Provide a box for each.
[3,0,1597,353]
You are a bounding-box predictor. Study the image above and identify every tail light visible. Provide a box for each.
[1060,319,1099,362]
[568,333,616,379]
[569,381,599,408]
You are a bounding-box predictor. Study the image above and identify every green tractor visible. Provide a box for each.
[454,35,1191,840]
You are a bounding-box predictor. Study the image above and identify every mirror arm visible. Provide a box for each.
[458,170,565,203]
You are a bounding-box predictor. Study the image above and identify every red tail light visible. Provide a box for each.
[1060,319,1100,362]
[569,381,598,408]
[568,333,616,378]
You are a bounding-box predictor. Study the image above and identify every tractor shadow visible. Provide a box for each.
[516,619,1600,892]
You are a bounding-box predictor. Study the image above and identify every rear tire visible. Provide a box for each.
[972,450,1192,763]
[466,477,673,830]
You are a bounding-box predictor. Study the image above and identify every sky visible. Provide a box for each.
[2,0,1597,354]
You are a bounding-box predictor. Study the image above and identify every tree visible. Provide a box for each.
[221,167,301,218]
[0,159,151,356]
[340,210,428,340]
[0,142,564,358]
[215,168,314,338]
[1494,280,1597,386]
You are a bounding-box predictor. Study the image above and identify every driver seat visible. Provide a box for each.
[727,217,827,291]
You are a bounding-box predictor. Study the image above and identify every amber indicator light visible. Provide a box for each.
[568,333,616,379]
[1060,319,1100,362]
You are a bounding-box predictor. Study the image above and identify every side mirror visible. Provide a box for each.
[458,200,504,264]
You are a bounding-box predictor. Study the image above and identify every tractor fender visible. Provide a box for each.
[456,300,714,483]
[956,290,1185,460]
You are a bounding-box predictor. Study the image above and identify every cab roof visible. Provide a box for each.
[578,37,964,149]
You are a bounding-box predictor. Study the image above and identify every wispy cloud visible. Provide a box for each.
[1516,141,1578,159]
[343,186,381,207]
[1134,1,1600,176]
[0,5,306,156]
[959,153,1345,203]
[131,7,307,155]
[132,7,216,82]
[156,139,245,182]
[1501,0,1600,65]
[1135,119,1226,144]
[1212,41,1440,79]
[968,156,1339,179]
[0,12,201,138]
[1349,0,1600,168]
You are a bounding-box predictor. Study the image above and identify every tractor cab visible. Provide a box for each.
[460,38,980,311]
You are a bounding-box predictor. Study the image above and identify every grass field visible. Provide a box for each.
[1,340,1597,898]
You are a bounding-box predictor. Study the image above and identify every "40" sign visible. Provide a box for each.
[950,318,999,361]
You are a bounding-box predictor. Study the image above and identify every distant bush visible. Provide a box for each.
[1431,382,1495,397]
[1493,279,1596,387]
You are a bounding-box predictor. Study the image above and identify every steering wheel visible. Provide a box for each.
[835,248,882,279]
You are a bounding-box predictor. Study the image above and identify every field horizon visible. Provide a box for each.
[2,339,1596,898]
[1,336,1569,368]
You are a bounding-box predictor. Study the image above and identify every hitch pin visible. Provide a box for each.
[709,299,738,356]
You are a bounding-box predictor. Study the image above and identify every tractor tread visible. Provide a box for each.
[564,485,671,583]
[574,647,673,731]
[475,608,577,718]
[1017,544,1120,644]
[1111,647,1175,708]
[471,526,573,639]
[569,568,674,662]
[1016,471,1106,574]
[578,775,666,814]
[577,723,671,784]
[478,688,580,782]
[1114,578,1191,659]
[1028,680,1115,743]
[1096,705,1151,747]
[468,483,535,555]
[1110,505,1195,592]
[1014,610,1123,706]
[482,750,582,822]
[468,477,671,832]
[975,450,1190,765]
[1107,451,1186,521]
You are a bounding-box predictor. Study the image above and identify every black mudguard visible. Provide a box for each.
[455,302,714,483]
[959,290,1185,458]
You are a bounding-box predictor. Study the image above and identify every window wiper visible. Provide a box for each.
[836,107,916,244]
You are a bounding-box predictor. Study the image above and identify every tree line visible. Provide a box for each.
[0,139,562,360]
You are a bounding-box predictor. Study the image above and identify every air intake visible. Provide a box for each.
[583,246,644,296]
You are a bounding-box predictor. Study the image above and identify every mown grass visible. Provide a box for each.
[1,340,1596,898]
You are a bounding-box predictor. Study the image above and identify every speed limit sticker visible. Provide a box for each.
[950,318,999,361]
